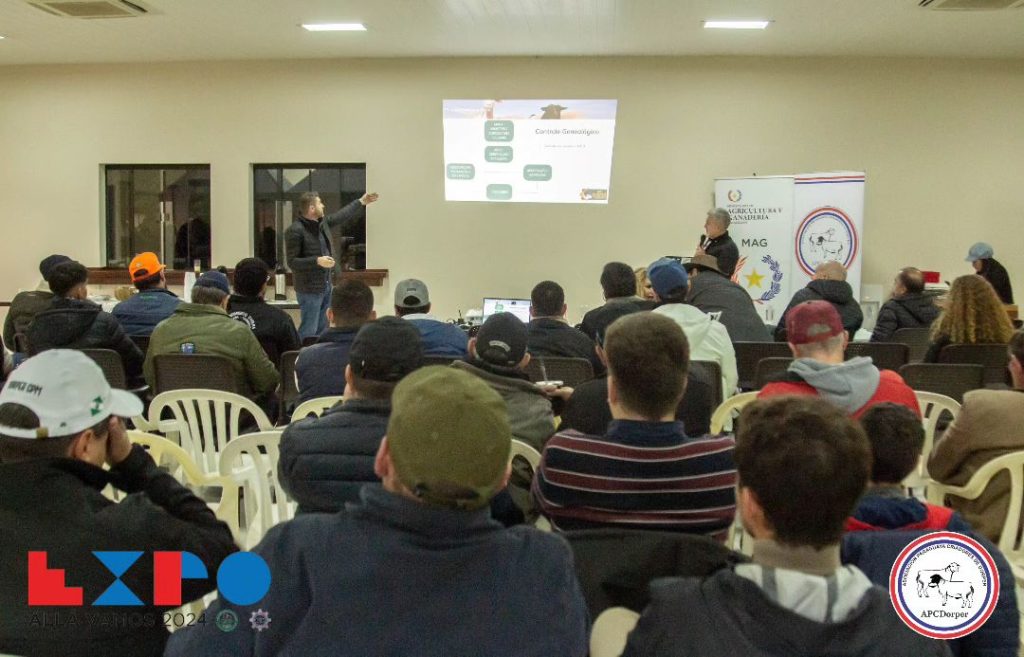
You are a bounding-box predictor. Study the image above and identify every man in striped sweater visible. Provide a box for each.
[532,312,736,538]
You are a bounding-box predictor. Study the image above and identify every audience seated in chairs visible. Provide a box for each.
[758,300,920,418]
[579,261,655,342]
[533,312,736,538]
[774,260,863,342]
[226,257,300,364]
[167,366,589,657]
[527,280,604,375]
[924,274,1014,363]
[3,253,70,352]
[393,277,468,357]
[869,267,939,343]
[452,312,556,452]
[621,396,948,657]
[0,350,237,657]
[295,279,375,405]
[279,317,422,514]
[649,257,738,395]
[928,329,1024,543]
[26,260,144,385]
[111,251,181,336]
[684,254,771,342]
[145,271,278,402]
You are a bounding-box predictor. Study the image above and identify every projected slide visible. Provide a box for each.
[443,99,618,204]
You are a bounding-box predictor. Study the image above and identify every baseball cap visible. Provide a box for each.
[965,242,994,262]
[194,271,231,295]
[685,254,723,276]
[38,254,72,282]
[393,279,430,308]
[349,317,424,382]
[475,312,528,367]
[128,252,165,282]
[647,257,690,298]
[387,366,511,510]
[786,300,845,346]
[0,350,143,439]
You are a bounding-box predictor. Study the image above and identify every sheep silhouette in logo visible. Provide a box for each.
[916,562,959,598]
[915,562,975,608]
[807,227,846,262]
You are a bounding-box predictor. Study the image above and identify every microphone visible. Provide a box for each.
[699,234,707,248]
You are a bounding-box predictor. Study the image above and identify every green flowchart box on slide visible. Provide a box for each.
[486,184,513,200]
[484,120,514,142]
[446,163,475,180]
[484,146,514,163]
[523,164,552,181]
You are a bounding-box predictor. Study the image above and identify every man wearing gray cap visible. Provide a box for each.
[967,242,1013,304]
[393,277,468,357]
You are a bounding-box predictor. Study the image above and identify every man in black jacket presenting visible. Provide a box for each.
[696,208,740,279]
[0,350,237,657]
[285,190,378,340]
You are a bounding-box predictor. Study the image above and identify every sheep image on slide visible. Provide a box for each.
[936,578,975,608]
[807,228,845,262]
[916,563,960,598]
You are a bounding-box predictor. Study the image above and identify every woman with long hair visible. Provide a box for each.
[924,274,1014,362]
[634,267,655,301]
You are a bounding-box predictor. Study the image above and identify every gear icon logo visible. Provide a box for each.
[249,608,271,632]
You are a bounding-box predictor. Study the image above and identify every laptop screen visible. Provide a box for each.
[482,298,531,323]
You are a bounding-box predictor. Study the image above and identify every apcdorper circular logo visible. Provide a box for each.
[890,532,999,639]
[794,206,859,276]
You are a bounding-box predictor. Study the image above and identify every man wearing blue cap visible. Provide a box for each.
[967,242,1013,304]
[145,271,279,399]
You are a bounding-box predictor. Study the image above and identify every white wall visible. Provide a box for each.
[1,56,1022,322]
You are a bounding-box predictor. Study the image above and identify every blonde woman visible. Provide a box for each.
[924,274,1014,362]
[634,267,655,301]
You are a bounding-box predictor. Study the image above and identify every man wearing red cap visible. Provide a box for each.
[111,252,181,336]
[757,301,919,418]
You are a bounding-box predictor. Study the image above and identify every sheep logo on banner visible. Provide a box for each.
[890,532,999,639]
[794,206,859,276]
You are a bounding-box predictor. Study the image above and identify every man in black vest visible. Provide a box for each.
[696,208,740,279]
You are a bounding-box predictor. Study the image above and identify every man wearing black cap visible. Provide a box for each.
[452,312,556,451]
[279,317,423,513]
[3,254,71,352]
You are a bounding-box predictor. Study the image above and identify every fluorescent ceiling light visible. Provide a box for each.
[703,20,770,30]
[302,23,366,32]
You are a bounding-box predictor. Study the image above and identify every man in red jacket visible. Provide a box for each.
[758,300,919,418]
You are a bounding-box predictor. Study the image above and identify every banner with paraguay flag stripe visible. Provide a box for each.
[714,172,865,329]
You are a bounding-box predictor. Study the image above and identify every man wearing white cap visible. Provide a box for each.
[966,242,1014,305]
[0,350,237,657]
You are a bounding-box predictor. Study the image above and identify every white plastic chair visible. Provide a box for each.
[147,389,273,475]
[709,391,758,434]
[590,607,641,657]
[291,396,344,421]
[218,430,292,549]
[904,392,960,491]
[509,438,542,470]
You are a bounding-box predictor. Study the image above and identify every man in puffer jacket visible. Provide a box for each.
[279,317,422,513]
[775,260,863,341]
[870,267,940,342]
[684,254,771,342]
[27,261,143,383]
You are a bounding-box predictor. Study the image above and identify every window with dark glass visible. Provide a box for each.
[104,165,211,270]
[252,163,367,271]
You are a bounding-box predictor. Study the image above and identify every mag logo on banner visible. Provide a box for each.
[714,172,865,327]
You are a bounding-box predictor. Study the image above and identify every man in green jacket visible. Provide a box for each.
[145,271,279,399]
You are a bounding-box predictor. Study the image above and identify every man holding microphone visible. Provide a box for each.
[695,207,739,279]
[286,190,379,339]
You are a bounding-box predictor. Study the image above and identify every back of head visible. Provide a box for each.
[298,191,320,216]
[475,313,528,368]
[348,317,423,400]
[736,396,871,549]
[232,257,270,297]
[387,366,511,510]
[859,403,924,484]
[646,258,689,303]
[47,261,88,298]
[787,300,846,359]
[128,252,165,291]
[190,271,231,306]
[332,279,375,327]
[932,274,1014,344]
[393,278,430,316]
[530,280,565,318]
[897,267,925,295]
[600,262,637,299]
[814,261,847,282]
[604,312,689,419]
[39,254,72,284]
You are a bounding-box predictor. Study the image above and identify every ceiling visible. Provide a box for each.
[1,0,1023,65]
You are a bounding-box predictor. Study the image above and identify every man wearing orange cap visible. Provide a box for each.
[111,252,182,336]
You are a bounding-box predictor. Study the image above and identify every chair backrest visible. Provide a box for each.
[733,342,792,390]
[148,389,274,473]
[129,334,150,356]
[891,328,933,363]
[690,360,723,410]
[938,343,1011,386]
[128,430,240,543]
[80,349,126,388]
[754,357,793,389]
[258,338,282,370]
[709,391,758,434]
[291,396,344,421]
[153,354,238,395]
[279,350,301,407]
[845,342,909,372]
[510,438,542,471]
[218,430,291,549]
[903,392,960,488]
[898,363,985,404]
[301,336,319,347]
[525,356,595,388]
[421,355,459,368]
